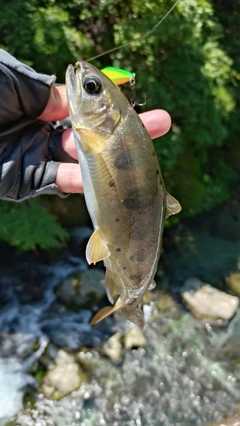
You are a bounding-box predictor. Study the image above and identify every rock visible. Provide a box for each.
[124,327,146,350]
[40,349,87,399]
[225,272,240,296]
[154,292,181,320]
[102,332,123,362]
[208,413,240,426]
[181,278,239,322]
[41,310,111,350]
[55,268,106,310]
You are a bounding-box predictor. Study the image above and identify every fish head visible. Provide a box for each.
[66,61,129,137]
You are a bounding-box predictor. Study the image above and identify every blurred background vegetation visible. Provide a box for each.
[0,0,239,250]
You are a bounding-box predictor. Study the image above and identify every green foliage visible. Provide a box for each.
[0,199,68,251]
[0,0,240,245]
[106,0,238,216]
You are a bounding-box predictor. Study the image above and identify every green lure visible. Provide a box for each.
[101,66,135,87]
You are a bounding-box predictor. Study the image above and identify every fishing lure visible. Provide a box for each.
[101,66,137,105]
[101,67,135,87]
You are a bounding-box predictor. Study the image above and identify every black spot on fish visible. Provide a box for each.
[116,248,121,252]
[153,152,156,157]
[156,170,159,175]
[129,249,146,263]
[129,273,142,282]
[108,180,115,187]
[123,266,126,270]
[123,189,153,210]
[115,218,120,222]
[122,190,141,210]
[114,152,131,170]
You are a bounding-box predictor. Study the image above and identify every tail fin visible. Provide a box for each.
[122,302,145,329]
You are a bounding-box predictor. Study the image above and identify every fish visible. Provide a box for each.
[66,61,181,328]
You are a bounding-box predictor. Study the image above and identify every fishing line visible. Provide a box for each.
[87,0,181,61]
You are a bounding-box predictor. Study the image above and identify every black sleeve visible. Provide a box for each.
[0,49,76,201]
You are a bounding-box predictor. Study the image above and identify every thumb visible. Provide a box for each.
[38,85,69,122]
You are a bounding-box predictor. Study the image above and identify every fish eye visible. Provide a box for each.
[83,76,102,94]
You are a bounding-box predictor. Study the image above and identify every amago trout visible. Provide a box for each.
[66,61,181,328]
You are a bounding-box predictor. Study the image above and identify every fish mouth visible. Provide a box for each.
[65,63,85,104]
[66,64,78,91]
[66,62,91,90]
[75,61,90,71]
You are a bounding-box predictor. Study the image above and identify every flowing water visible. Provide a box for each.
[1,204,240,426]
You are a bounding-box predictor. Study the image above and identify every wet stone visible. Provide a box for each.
[41,310,110,350]
[124,327,146,349]
[181,277,239,322]
[101,332,123,362]
[40,349,88,400]
[55,268,106,310]
[225,272,240,297]
[208,413,240,426]
[152,292,181,321]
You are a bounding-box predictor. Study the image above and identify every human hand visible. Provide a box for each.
[38,86,172,194]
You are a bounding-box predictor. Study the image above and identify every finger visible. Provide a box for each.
[61,109,171,160]
[62,128,78,160]
[139,109,171,139]
[56,109,171,193]
[55,163,83,193]
[38,85,69,122]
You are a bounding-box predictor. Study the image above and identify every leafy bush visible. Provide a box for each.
[0,199,68,251]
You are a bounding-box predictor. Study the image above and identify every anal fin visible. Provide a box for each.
[90,297,123,325]
[86,229,110,265]
[105,270,119,304]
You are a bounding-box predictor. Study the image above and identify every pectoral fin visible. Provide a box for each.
[165,193,182,218]
[76,128,107,154]
[90,297,123,325]
[86,229,110,265]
